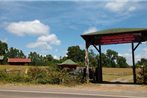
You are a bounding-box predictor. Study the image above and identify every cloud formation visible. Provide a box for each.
[105,0,137,13]
[83,27,97,34]
[6,20,49,36]
[27,34,61,50]
[6,20,61,50]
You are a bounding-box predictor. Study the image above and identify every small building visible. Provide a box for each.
[58,59,78,71]
[8,58,31,65]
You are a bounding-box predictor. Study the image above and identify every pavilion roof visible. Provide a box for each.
[59,59,78,66]
[82,28,147,36]
[81,28,147,45]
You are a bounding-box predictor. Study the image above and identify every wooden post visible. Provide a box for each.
[99,45,103,82]
[132,42,136,84]
[85,42,89,83]
[93,44,103,83]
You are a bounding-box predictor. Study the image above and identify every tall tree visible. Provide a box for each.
[117,56,128,68]
[28,52,41,66]
[0,40,8,55]
[136,58,147,66]
[106,49,118,67]
[0,40,8,64]
[89,49,97,67]
[67,45,85,62]
[46,54,54,62]
[7,47,26,58]
[100,53,111,67]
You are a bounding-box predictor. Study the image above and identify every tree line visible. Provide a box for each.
[65,45,129,68]
[1,40,146,67]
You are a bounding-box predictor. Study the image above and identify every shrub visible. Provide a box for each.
[27,67,61,84]
[0,70,7,80]
[0,70,26,83]
[137,65,147,84]
[0,67,84,85]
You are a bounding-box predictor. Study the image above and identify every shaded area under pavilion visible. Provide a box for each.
[81,28,147,83]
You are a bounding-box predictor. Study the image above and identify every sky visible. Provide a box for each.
[0,0,147,65]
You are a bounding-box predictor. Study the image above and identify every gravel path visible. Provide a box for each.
[111,75,133,83]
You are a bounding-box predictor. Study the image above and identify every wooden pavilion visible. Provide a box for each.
[58,59,78,70]
[81,28,147,83]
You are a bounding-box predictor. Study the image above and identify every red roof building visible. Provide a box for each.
[8,58,31,65]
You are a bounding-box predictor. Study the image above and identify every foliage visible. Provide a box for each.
[0,70,27,83]
[100,53,111,67]
[106,49,118,67]
[89,49,97,67]
[66,45,85,62]
[0,41,8,64]
[0,67,84,85]
[137,58,147,84]
[137,66,147,84]
[136,58,147,67]
[0,41,8,55]
[28,52,59,66]
[7,47,26,58]
[117,56,128,68]
[28,52,44,66]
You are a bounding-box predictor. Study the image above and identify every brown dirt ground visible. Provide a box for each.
[0,83,146,92]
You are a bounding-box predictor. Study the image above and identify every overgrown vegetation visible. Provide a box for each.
[0,67,84,85]
[137,58,147,84]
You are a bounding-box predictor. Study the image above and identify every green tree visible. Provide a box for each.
[7,47,26,58]
[67,45,85,62]
[46,54,54,62]
[89,49,97,67]
[44,54,60,67]
[100,53,111,67]
[28,52,57,66]
[0,40,8,55]
[0,40,8,64]
[116,56,128,68]
[136,58,147,66]
[106,49,118,67]
[28,52,42,66]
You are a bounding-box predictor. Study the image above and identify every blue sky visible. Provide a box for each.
[0,0,147,64]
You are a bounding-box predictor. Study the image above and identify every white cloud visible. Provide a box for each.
[26,34,61,50]
[105,0,137,13]
[83,27,97,34]
[38,34,60,45]
[0,38,7,43]
[6,20,49,36]
[53,55,60,60]
[27,41,52,50]
[6,19,61,51]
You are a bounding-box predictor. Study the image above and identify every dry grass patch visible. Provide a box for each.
[103,68,133,81]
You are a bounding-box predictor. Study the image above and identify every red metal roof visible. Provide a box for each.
[8,58,31,63]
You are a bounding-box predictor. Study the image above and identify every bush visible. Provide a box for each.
[137,65,147,84]
[0,70,7,80]
[27,67,61,84]
[0,70,27,83]
[0,67,84,85]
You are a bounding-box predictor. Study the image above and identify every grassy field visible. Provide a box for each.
[103,68,133,82]
[0,65,136,82]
